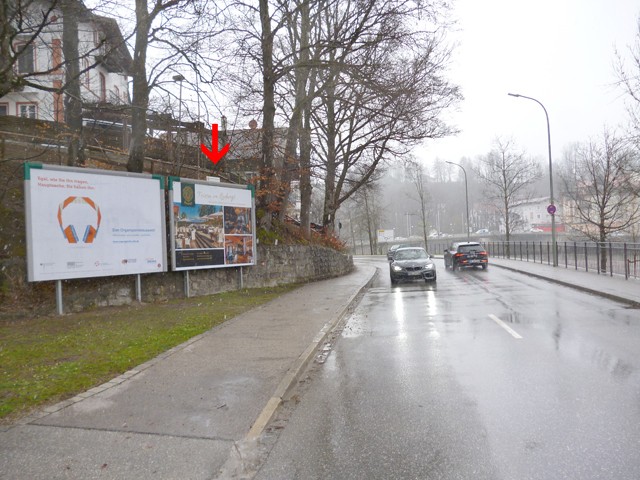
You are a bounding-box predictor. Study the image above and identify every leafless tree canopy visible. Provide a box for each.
[474,138,542,242]
[216,0,459,230]
[615,17,640,145]
[559,130,640,242]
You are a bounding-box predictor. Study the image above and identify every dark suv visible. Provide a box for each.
[444,242,488,271]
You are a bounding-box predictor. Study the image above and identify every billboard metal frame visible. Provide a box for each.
[24,163,168,283]
[168,177,257,272]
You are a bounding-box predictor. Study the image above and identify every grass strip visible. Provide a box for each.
[0,284,297,422]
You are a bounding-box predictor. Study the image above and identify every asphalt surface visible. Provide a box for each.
[1,256,639,479]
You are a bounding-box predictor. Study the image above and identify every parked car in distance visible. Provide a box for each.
[444,242,488,271]
[389,247,437,284]
[387,243,410,261]
[475,228,490,234]
[529,227,544,233]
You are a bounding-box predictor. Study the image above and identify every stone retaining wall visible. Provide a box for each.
[5,245,353,314]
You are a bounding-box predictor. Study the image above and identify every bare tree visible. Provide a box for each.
[125,0,229,174]
[615,17,640,144]
[475,138,542,246]
[126,0,183,173]
[406,160,431,251]
[312,4,459,230]
[559,130,640,268]
[61,0,84,165]
[343,182,382,254]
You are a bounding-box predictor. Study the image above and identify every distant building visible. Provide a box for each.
[509,196,565,233]
[0,0,131,122]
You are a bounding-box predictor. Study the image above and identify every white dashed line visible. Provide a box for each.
[489,314,523,339]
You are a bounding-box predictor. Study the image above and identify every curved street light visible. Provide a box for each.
[508,93,558,266]
[446,161,470,241]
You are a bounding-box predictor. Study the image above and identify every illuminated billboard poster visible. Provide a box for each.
[24,164,167,282]
[169,178,256,270]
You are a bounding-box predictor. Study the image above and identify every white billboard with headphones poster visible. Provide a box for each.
[24,164,167,281]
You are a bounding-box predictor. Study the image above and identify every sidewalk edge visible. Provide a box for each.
[492,262,640,307]
[245,266,378,441]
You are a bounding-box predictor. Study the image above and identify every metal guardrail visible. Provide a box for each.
[484,241,640,280]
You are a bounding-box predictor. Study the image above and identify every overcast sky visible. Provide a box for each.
[420,0,640,165]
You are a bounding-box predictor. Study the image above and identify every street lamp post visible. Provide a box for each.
[173,74,185,171]
[508,93,557,266]
[446,161,470,241]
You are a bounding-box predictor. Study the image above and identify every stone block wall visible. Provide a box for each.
[4,244,353,314]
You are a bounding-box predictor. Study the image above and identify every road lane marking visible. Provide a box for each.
[489,314,523,339]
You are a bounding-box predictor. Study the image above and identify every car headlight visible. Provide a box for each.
[424,263,435,270]
[392,265,403,272]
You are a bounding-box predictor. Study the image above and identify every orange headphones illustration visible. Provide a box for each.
[57,196,101,244]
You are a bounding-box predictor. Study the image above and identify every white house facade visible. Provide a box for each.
[0,1,131,122]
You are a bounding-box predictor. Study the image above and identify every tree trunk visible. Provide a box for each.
[299,106,313,238]
[127,0,152,173]
[278,0,311,226]
[259,0,276,229]
[61,0,84,166]
[322,77,337,230]
[0,2,16,97]
[599,227,608,272]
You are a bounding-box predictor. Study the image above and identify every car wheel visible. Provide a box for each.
[390,275,397,284]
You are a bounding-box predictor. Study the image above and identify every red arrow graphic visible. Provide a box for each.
[201,124,230,165]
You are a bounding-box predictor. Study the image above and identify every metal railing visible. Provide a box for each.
[485,241,640,280]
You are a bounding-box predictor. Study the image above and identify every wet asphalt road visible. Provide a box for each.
[255,256,640,480]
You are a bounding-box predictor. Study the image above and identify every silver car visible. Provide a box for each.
[389,247,437,284]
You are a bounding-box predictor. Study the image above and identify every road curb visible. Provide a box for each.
[213,267,378,479]
[491,262,640,308]
[246,266,378,440]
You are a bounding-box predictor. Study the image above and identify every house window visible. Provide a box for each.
[16,42,35,74]
[99,73,106,102]
[52,39,62,72]
[83,58,91,89]
[18,103,37,119]
[0,104,8,115]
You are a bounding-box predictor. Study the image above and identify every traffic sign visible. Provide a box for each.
[547,204,556,215]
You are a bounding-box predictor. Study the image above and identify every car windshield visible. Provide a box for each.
[395,249,427,260]
[457,244,482,253]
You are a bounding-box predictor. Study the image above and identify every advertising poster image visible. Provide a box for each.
[24,165,167,282]
[171,181,255,270]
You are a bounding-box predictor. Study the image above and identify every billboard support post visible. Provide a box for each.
[56,280,63,315]
[184,271,191,298]
[136,274,142,302]
[240,266,244,289]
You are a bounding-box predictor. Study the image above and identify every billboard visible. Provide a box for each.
[169,179,256,270]
[24,164,167,281]
[377,229,394,243]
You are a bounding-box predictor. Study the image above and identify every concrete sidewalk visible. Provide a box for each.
[0,262,378,480]
[490,257,640,306]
